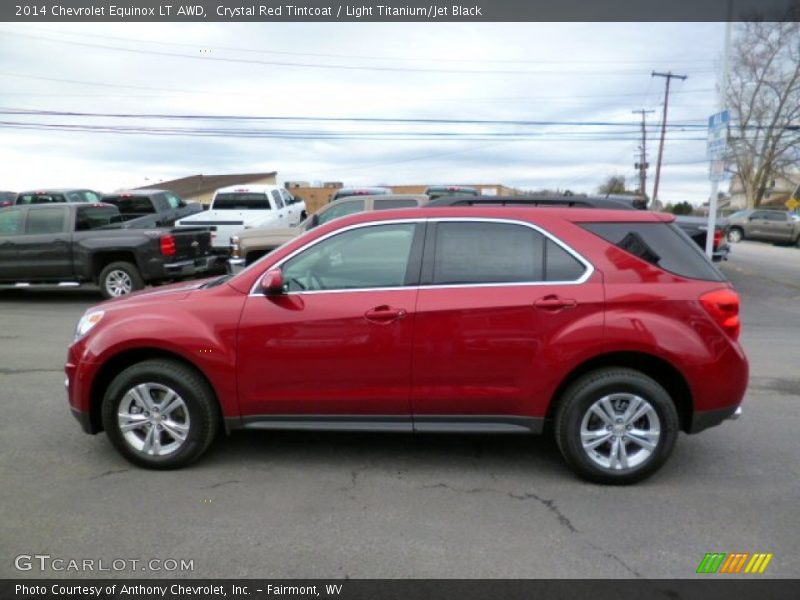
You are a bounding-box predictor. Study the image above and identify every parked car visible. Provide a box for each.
[15,189,103,204]
[0,203,216,299]
[175,185,306,253]
[102,189,203,228]
[424,185,479,200]
[229,194,429,272]
[66,204,746,484]
[329,187,391,203]
[725,209,800,246]
[428,195,729,260]
[0,191,16,208]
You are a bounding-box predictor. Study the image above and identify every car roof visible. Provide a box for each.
[318,205,674,229]
[214,184,280,193]
[18,188,94,194]
[330,194,428,203]
[104,189,167,197]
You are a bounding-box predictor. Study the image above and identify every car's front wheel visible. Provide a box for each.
[555,368,679,484]
[101,359,219,469]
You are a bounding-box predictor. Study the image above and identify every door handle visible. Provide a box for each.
[364,305,407,323]
[534,295,577,311]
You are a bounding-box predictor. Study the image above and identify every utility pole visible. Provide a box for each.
[632,109,654,204]
[651,71,688,207]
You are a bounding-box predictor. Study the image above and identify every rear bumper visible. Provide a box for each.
[228,258,246,275]
[161,255,223,278]
[689,405,742,434]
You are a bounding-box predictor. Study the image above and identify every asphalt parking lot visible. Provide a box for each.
[1,240,799,579]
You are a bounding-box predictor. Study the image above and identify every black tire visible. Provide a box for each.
[101,359,219,469]
[98,261,144,299]
[727,227,744,243]
[554,368,679,485]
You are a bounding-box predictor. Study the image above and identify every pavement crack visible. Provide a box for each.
[507,491,578,533]
[203,480,241,489]
[0,368,62,375]
[89,468,129,480]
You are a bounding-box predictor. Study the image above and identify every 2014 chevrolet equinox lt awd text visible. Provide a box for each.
[66,206,748,484]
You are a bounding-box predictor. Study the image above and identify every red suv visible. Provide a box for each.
[66,206,748,484]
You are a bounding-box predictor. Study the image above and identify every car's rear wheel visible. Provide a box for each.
[101,359,219,469]
[727,227,743,243]
[555,368,679,485]
[98,261,144,299]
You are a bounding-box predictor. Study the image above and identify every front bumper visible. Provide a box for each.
[689,405,742,433]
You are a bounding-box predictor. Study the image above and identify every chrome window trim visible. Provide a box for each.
[248,217,594,296]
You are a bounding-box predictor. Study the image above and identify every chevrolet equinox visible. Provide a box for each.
[66,206,748,484]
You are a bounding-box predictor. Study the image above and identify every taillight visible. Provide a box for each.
[713,229,722,249]
[700,288,740,340]
[230,235,240,258]
[160,234,176,256]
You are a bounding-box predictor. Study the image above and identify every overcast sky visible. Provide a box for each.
[0,22,727,204]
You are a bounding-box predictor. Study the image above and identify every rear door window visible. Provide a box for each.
[25,208,67,234]
[431,222,545,285]
[580,222,725,281]
[0,209,23,234]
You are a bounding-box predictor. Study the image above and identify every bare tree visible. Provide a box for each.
[597,175,627,195]
[727,19,800,208]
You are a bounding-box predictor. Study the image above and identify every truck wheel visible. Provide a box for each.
[101,359,219,469]
[727,227,743,243]
[99,261,144,299]
[554,368,679,485]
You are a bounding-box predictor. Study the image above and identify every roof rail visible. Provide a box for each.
[425,195,646,210]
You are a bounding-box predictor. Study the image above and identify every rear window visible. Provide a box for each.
[17,193,67,204]
[76,206,120,231]
[103,196,156,215]
[426,187,479,199]
[581,222,725,281]
[213,193,271,210]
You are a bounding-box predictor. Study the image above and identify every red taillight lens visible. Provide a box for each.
[159,235,176,256]
[700,288,740,340]
[713,229,722,249]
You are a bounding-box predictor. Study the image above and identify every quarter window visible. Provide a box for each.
[281,223,418,292]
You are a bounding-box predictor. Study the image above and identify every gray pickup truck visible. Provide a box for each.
[0,203,216,298]
[101,189,203,228]
[726,209,800,246]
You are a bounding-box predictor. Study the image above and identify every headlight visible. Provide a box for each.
[75,310,105,340]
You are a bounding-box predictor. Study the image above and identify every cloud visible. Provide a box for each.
[0,21,724,203]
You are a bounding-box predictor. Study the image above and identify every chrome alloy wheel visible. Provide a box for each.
[117,383,190,456]
[105,270,133,296]
[580,393,661,471]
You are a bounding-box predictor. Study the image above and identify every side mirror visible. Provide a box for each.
[259,268,284,295]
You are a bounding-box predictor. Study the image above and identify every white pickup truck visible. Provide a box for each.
[175,184,306,252]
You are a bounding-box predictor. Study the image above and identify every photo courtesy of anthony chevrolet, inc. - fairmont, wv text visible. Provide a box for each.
[1,0,800,599]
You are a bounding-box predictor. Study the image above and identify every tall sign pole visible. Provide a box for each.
[705,16,734,259]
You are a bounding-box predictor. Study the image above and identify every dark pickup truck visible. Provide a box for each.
[0,203,216,299]
[101,189,203,228]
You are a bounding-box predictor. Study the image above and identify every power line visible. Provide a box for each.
[0,30,716,77]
